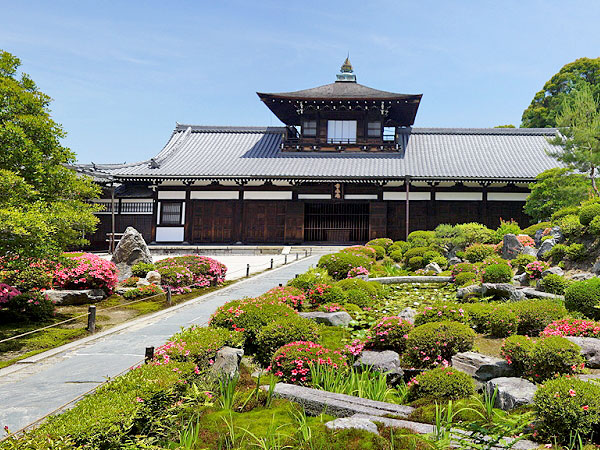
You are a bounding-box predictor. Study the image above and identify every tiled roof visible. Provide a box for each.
[258,82,420,100]
[95,125,562,182]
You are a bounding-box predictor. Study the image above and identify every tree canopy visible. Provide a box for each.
[524,168,591,221]
[0,50,100,258]
[521,57,600,128]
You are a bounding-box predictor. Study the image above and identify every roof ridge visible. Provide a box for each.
[410,127,558,135]
[175,124,286,133]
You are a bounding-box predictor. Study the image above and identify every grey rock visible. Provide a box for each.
[501,234,524,260]
[485,377,537,410]
[521,246,538,257]
[398,307,417,324]
[145,270,161,284]
[592,260,600,275]
[448,257,462,266]
[424,262,442,274]
[299,311,353,326]
[325,417,379,435]
[111,227,153,281]
[481,283,526,301]
[456,284,482,299]
[452,352,514,382]
[45,289,105,306]
[550,226,564,243]
[514,272,529,286]
[537,238,556,259]
[565,336,600,368]
[209,346,244,379]
[521,288,564,300]
[541,266,564,277]
[370,276,452,284]
[534,229,545,247]
[570,272,595,281]
[353,350,404,383]
[577,373,600,382]
[266,383,414,418]
[136,279,150,288]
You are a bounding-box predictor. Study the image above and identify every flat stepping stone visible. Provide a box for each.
[452,351,514,382]
[565,336,600,368]
[45,289,105,306]
[485,377,537,410]
[268,383,414,418]
[325,417,379,435]
[520,287,564,300]
[299,311,352,326]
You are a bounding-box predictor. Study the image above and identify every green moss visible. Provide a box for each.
[318,325,350,350]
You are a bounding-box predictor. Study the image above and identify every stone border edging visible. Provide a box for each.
[369,276,452,284]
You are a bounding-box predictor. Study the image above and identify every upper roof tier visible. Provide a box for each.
[257,59,422,126]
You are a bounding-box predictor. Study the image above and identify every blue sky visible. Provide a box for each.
[1,1,599,163]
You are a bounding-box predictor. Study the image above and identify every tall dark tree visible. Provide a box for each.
[0,50,100,257]
[521,57,600,128]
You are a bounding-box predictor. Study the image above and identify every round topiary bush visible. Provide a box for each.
[528,336,585,381]
[466,303,495,333]
[388,240,410,256]
[364,316,414,353]
[534,376,600,444]
[481,263,513,284]
[306,283,346,306]
[454,271,477,287]
[564,278,600,319]
[488,307,518,337]
[408,367,476,401]
[500,335,535,375]
[156,265,194,288]
[343,289,372,308]
[259,286,306,310]
[539,273,569,295]
[408,256,424,270]
[422,250,443,265]
[404,321,475,369]
[155,255,227,286]
[511,299,568,336]
[366,238,394,250]
[268,341,348,384]
[255,316,320,366]
[403,247,430,262]
[131,262,156,278]
[54,253,118,292]
[317,252,372,280]
[340,245,377,260]
[565,243,587,261]
[389,249,404,263]
[335,278,381,299]
[367,245,386,260]
[579,202,600,226]
[287,268,333,293]
[589,215,600,235]
[464,243,496,263]
[414,303,468,326]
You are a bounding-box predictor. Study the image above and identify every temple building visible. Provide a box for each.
[79,59,562,248]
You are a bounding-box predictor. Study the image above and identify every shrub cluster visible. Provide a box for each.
[564,278,600,319]
[363,316,413,354]
[54,253,118,292]
[4,291,55,322]
[121,276,139,287]
[259,286,306,310]
[454,271,477,286]
[488,307,518,337]
[157,265,194,289]
[255,316,320,366]
[480,263,512,283]
[414,303,468,326]
[287,267,333,292]
[122,284,163,299]
[368,245,386,259]
[408,367,475,401]
[512,299,567,336]
[512,254,536,274]
[578,202,600,226]
[541,318,600,338]
[306,283,346,306]
[366,238,393,250]
[464,243,496,263]
[317,252,372,280]
[539,273,569,295]
[130,262,155,278]
[155,255,227,287]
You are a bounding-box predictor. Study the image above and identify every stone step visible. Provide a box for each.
[267,383,414,418]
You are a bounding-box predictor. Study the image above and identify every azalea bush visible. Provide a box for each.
[155,255,227,287]
[318,252,372,280]
[121,276,139,287]
[6,291,55,322]
[414,303,467,326]
[564,277,600,319]
[156,265,193,290]
[516,235,535,247]
[54,253,118,292]
[287,267,333,292]
[306,283,345,306]
[541,318,600,338]
[511,299,567,336]
[122,284,163,300]
[0,283,21,309]
[259,285,306,310]
[347,266,369,278]
[500,335,535,375]
[408,367,475,401]
[0,255,56,291]
[267,341,348,384]
[255,316,320,366]
[451,262,477,280]
[363,316,413,353]
[480,262,513,283]
[340,245,377,260]
[525,260,549,280]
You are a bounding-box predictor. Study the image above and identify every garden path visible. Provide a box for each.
[0,255,320,433]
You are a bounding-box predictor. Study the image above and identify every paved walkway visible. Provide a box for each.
[0,256,319,432]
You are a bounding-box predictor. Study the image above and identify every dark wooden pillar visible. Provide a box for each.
[150,184,159,243]
[369,202,387,239]
[481,182,489,227]
[183,183,192,244]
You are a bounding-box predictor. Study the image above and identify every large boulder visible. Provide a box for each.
[570,272,595,282]
[541,266,564,278]
[456,284,482,300]
[592,260,600,275]
[353,350,404,384]
[111,227,152,281]
[325,417,379,435]
[209,347,244,379]
[565,337,600,368]
[424,262,442,274]
[447,257,462,266]
[501,234,523,260]
[451,352,514,382]
[521,246,538,258]
[481,283,526,302]
[485,377,537,410]
[550,226,564,243]
[146,270,161,284]
[45,289,105,306]
[299,311,353,326]
[537,238,556,260]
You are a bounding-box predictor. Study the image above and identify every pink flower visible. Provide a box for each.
[568,389,576,397]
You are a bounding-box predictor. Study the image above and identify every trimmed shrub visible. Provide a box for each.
[464,243,496,263]
[466,303,495,333]
[454,271,477,287]
[389,249,404,263]
[306,283,346,306]
[122,284,163,299]
[317,252,372,280]
[512,299,568,336]
[344,289,372,308]
[407,230,435,244]
[0,283,21,310]
[157,265,193,288]
[551,206,580,222]
[565,243,587,261]
[54,253,118,292]
[122,276,139,287]
[414,303,468,326]
[403,246,430,262]
[260,286,306,310]
[534,376,600,444]
[340,245,377,260]
[588,214,600,235]
[131,262,155,278]
[268,341,348,384]
[500,335,535,375]
[287,267,333,292]
[430,255,448,268]
[542,318,600,338]
[408,256,424,270]
[408,367,475,401]
[481,263,512,283]
[366,238,394,250]
[579,202,600,226]
[512,254,536,274]
[451,262,476,279]
[495,219,521,242]
[0,264,53,291]
[488,308,518,337]
[255,316,320,366]
[388,240,410,255]
[454,222,496,246]
[404,321,475,369]
[155,255,226,287]
[557,214,584,239]
[422,250,443,265]
[6,291,55,322]
[335,278,381,298]
[522,222,551,238]
[364,316,413,353]
[368,245,385,260]
[565,278,600,319]
[546,243,567,262]
[528,336,585,381]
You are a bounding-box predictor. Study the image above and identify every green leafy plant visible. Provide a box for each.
[454,271,477,287]
[408,367,475,401]
[364,316,413,353]
[565,243,587,261]
[122,284,163,300]
[579,202,600,225]
[286,267,332,292]
[414,303,468,326]
[131,262,156,278]
[366,238,394,250]
[464,244,496,263]
[540,273,570,295]
[565,277,600,319]
[317,252,372,280]
[255,316,320,366]
[488,308,518,338]
[368,245,386,259]
[511,298,567,336]
[480,263,512,284]
[500,335,535,375]
[528,336,585,381]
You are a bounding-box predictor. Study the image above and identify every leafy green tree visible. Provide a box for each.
[0,50,100,258]
[524,168,590,221]
[521,57,600,128]
[548,83,600,196]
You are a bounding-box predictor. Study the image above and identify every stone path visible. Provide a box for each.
[0,256,319,432]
